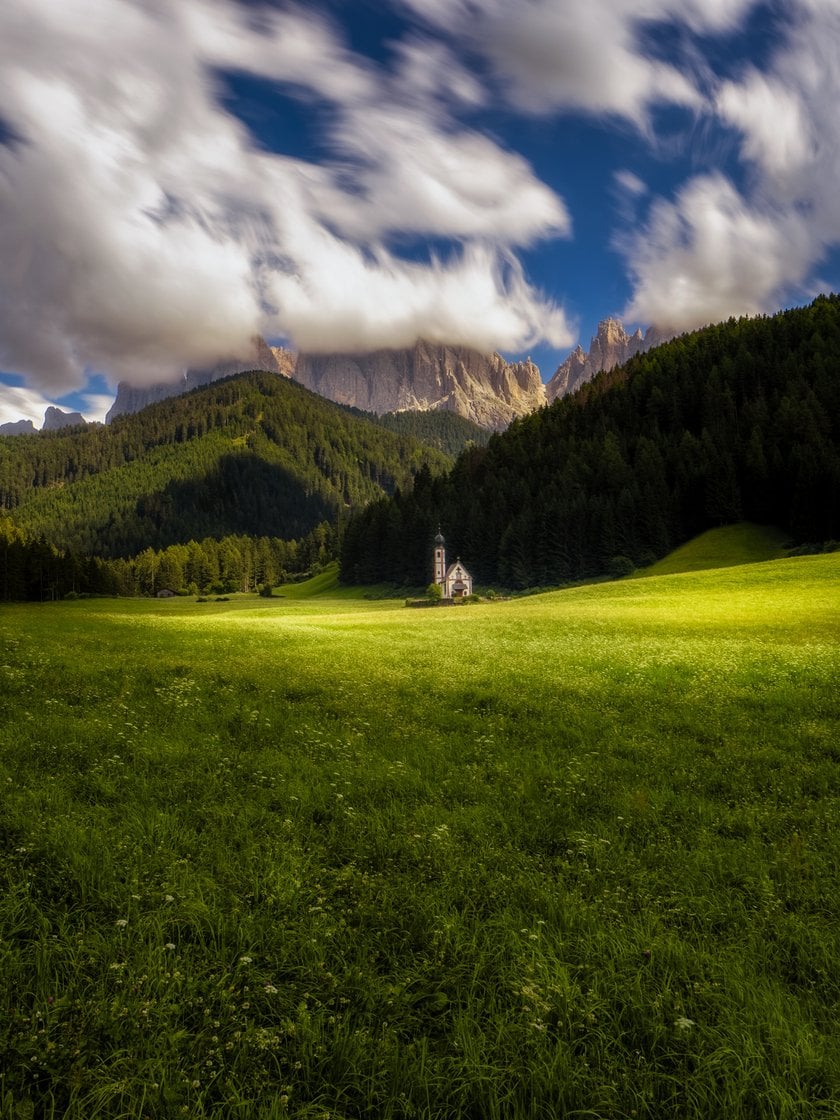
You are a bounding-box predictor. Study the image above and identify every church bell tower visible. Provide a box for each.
[433,527,446,587]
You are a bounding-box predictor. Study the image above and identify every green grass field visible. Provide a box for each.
[1,551,839,1118]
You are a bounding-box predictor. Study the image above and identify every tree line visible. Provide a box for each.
[0,516,337,601]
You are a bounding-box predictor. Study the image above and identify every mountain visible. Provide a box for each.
[42,406,87,431]
[0,408,88,436]
[341,294,840,588]
[1,371,451,558]
[0,419,36,436]
[546,319,670,401]
[102,338,544,430]
[294,341,545,429]
[105,337,285,422]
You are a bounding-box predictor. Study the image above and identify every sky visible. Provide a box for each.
[2,0,840,425]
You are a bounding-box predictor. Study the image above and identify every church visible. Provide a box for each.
[433,529,473,600]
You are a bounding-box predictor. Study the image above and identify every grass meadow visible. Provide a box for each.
[1,551,839,1118]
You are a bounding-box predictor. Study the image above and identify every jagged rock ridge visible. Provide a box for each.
[293,341,545,430]
[547,319,671,402]
[99,321,670,429]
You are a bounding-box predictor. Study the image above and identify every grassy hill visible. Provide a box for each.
[0,372,451,557]
[640,522,790,576]
[1,553,839,1117]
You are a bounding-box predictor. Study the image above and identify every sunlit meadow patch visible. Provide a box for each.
[0,554,839,1118]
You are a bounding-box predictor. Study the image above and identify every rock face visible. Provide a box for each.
[0,419,37,436]
[42,406,86,431]
[294,341,546,430]
[270,346,296,378]
[106,338,285,422]
[547,319,670,402]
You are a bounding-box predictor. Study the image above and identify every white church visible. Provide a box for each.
[433,528,473,600]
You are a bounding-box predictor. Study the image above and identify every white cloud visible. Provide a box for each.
[622,175,813,331]
[614,170,648,197]
[0,385,58,427]
[716,72,815,187]
[0,0,570,396]
[78,393,114,424]
[398,0,759,124]
[265,239,574,354]
[622,1,840,331]
[392,35,487,109]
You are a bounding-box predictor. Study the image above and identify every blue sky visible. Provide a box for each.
[2,0,840,424]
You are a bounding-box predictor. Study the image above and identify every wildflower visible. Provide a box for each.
[115,919,128,928]
[674,1016,695,1030]
[164,894,175,903]
[264,984,278,994]
[165,943,176,951]
[239,955,253,965]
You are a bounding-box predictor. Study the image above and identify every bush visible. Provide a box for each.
[608,555,635,579]
[426,582,443,602]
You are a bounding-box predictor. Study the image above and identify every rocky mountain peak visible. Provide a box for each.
[43,406,86,431]
[546,319,671,402]
[293,340,546,430]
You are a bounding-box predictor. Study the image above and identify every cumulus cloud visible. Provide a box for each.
[0,0,570,396]
[622,1,840,330]
[622,175,813,330]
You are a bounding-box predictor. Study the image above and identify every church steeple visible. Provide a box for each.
[433,527,446,586]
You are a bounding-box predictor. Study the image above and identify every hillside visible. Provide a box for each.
[639,523,789,576]
[343,407,492,457]
[341,294,840,588]
[0,372,451,558]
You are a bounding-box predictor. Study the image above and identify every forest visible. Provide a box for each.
[340,294,840,587]
[0,373,453,599]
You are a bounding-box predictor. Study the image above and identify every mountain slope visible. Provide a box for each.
[1,372,451,557]
[341,294,840,588]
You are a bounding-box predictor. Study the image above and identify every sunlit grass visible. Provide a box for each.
[1,554,839,1117]
[640,521,789,576]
